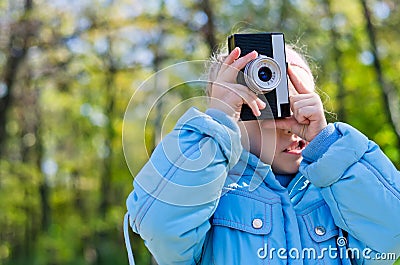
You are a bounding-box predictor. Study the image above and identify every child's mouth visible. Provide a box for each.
[283,140,306,155]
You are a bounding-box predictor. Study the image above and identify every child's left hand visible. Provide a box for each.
[263,65,327,142]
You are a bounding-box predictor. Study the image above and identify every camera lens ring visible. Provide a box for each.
[243,55,282,93]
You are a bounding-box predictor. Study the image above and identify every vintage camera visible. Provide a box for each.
[228,32,290,120]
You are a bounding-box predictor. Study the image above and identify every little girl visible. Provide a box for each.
[124,39,400,265]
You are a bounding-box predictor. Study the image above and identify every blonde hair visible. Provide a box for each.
[205,50,227,97]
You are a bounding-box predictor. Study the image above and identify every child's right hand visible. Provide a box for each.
[208,47,266,121]
[262,65,327,142]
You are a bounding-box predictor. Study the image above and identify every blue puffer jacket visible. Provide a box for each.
[124,107,400,265]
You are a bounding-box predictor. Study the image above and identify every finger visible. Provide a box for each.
[294,106,316,123]
[231,50,258,70]
[238,88,264,117]
[288,64,314,94]
[275,118,304,135]
[291,96,319,111]
[220,47,241,73]
[291,96,323,119]
[256,98,267,110]
[290,93,315,103]
[222,50,258,77]
[239,86,267,116]
[247,101,262,117]
[225,83,263,116]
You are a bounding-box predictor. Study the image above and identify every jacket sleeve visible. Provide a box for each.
[300,122,400,264]
[126,107,242,265]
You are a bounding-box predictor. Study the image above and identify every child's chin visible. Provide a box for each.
[272,164,300,175]
[272,157,302,175]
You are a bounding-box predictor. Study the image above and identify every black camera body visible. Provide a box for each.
[228,32,290,120]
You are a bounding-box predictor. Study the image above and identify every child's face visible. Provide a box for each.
[239,121,307,174]
[239,66,313,174]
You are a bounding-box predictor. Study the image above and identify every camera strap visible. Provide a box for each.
[124,212,136,265]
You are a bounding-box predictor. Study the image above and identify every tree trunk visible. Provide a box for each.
[18,68,47,257]
[34,95,50,233]
[199,0,217,55]
[359,0,400,150]
[322,0,347,122]
[0,0,35,157]
[151,0,168,149]
[99,36,116,218]
[277,0,290,30]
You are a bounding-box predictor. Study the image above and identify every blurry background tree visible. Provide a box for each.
[0,0,399,265]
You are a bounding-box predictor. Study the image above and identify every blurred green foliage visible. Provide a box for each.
[0,0,399,264]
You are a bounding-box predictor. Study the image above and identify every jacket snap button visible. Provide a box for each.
[252,218,263,229]
[315,226,326,236]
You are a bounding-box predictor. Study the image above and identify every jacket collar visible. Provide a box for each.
[228,149,310,196]
[229,149,285,192]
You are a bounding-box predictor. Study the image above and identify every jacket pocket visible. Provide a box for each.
[205,189,280,265]
[302,201,339,242]
[299,201,342,265]
[212,189,274,235]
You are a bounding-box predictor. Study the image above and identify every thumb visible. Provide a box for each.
[288,65,314,94]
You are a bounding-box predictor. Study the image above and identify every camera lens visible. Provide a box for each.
[243,55,282,93]
[258,67,272,82]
